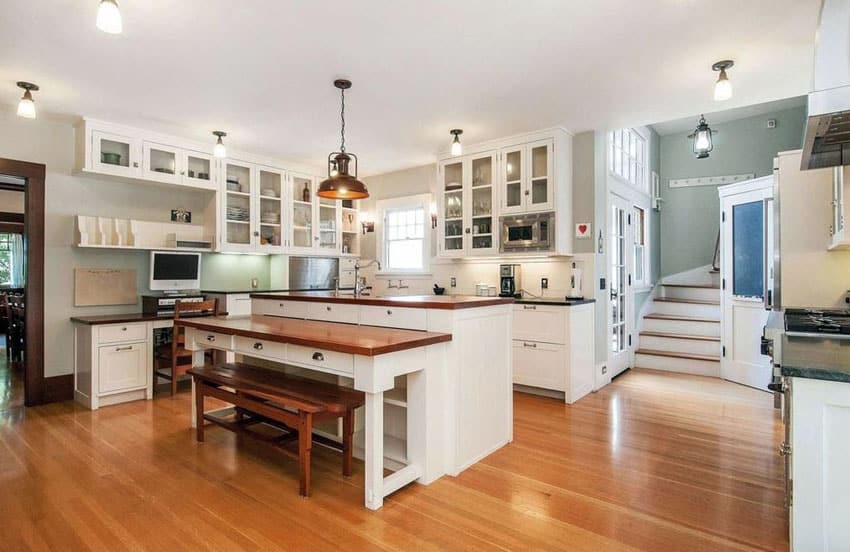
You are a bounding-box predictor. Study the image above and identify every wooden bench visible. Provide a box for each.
[188,363,365,497]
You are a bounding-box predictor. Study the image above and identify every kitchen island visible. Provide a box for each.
[185,293,514,510]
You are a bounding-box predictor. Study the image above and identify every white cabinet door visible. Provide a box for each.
[288,172,318,252]
[98,342,147,394]
[512,340,566,391]
[142,141,181,185]
[439,158,465,256]
[500,145,525,214]
[91,129,141,177]
[512,304,566,344]
[221,160,257,252]
[467,152,499,255]
[226,294,254,317]
[257,166,286,253]
[181,150,217,190]
[526,139,554,212]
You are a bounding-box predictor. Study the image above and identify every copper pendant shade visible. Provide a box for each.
[317,79,369,199]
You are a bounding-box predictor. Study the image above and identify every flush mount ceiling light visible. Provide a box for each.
[712,60,734,101]
[16,82,39,119]
[450,129,463,157]
[317,79,369,200]
[96,0,122,34]
[689,114,715,159]
[212,131,227,158]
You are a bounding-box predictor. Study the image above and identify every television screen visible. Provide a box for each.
[153,253,200,280]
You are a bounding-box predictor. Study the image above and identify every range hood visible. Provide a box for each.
[801,0,850,170]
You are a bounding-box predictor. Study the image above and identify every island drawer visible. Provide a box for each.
[234,336,286,359]
[307,302,359,325]
[253,299,309,319]
[512,304,566,344]
[98,323,148,345]
[287,344,354,376]
[193,330,233,350]
[359,305,427,330]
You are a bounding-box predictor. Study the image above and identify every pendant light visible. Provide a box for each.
[16,82,38,119]
[689,115,714,159]
[317,79,369,199]
[450,129,463,157]
[212,131,227,158]
[712,60,734,102]
[96,0,122,34]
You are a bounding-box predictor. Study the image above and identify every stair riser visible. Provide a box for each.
[653,301,720,319]
[662,287,720,302]
[634,353,720,377]
[643,318,720,337]
[639,336,721,356]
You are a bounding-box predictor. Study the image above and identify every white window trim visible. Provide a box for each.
[375,193,432,275]
[632,204,651,290]
[608,127,651,198]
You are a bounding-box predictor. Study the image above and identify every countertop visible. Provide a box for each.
[202,287,353,295]
[178,315,452,356]
[70,311,220,325]
[781,335,850,384]
[249,291,514,310]
[514,297,596,306]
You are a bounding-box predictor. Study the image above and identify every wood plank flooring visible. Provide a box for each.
[0,368,787,551]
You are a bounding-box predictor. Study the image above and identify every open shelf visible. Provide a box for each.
[384,387,407,408]
[75,215,213,252]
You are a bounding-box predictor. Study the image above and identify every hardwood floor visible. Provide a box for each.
[0,344,24,412]
[0,368,787,551]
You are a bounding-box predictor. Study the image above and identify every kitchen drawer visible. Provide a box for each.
[234,335,286,359]
[359,305,426,330]
[512,304,566,344]
[307,302,359,324]
[339,270,356,288]
[193,330,233,350]
[98,323,148,345]
[98,341,147,394]
[252,299,309,319]
[512,340,566,391]
[287,344,354,376]
[340,257,358,270]
[226,294,253,317]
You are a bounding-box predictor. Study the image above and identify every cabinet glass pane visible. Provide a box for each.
[293,227,312,248]
[226,164,251,194]
[471,156,492,186]
[100,139,130,168]
[186,155,211,181]
[505,151,522,207]
[444,162,462,191]
[259,170,282,246]
[445,236,463,251]
[149,147,176,175]
[531,179,548,205]
[292,176,313,204]
[531,145,548,178]
[732,201,764,298]
[506,183,522,208]
[319,198,337,249]
[471,185,493,250]
[444,190,462,219]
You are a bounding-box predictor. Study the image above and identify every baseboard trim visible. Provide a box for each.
[43,374,73,403]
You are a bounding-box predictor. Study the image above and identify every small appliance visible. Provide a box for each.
[500,212,554,253]
[142,294,206,315]
[568,262,583,298]
[149,251,201,292]
[499,264,521,298]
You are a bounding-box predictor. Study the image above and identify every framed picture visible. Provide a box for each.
[171,208,191,223]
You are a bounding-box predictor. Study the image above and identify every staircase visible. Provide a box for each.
[635,282,721,377]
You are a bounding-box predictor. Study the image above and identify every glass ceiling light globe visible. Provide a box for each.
[97,0,122,34]
[694,130,711,151]
[213,141,226,159]
[451,140,462,157]
[714,73,732,101]
[17,94,36,119]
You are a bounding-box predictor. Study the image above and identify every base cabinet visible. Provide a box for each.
[98,342,147,394]
[513,341,566,390]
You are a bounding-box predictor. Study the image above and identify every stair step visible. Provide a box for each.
[639,331,720,342]
[644,313,720,323]
[635,348,720,362]
[654,298,720,306]
[661,283,720,289]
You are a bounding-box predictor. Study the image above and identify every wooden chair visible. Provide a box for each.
[7,294,25,363]
[155,299,218,396]
[0,294,10,360]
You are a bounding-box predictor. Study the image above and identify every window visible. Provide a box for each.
[0,233,13,285]
[633,206,647,287]
[377,194,432,274]
[609,128,648,193]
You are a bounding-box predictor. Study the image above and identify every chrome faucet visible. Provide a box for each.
[353,259,381,297]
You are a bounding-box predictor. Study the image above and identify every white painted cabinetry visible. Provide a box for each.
[438,151,499,256]
[500,139,554,214]
[511,302,595,403]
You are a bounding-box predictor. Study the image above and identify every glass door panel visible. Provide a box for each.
[503,149,523,210]
[183,151,215,188]
[610,205,626,354]
[224,162,253,247]
[143,142,179,183]
[92,130,139,176]
[732,201,764,298]
[259,169,283,248]
[318,198,338,250]
[529,142,550,208]
[443,160,464,253]
[470,154,495,252]
[291,175,314,249]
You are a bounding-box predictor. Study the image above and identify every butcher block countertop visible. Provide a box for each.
[249,291,514,310]
[177,315,452,356]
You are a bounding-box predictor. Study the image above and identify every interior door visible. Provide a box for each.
[608,194,633,377]
[721,182,773,389]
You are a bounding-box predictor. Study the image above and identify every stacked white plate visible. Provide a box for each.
[226,206,249,221]
[261,211,280,224]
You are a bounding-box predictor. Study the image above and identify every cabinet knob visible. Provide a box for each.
[326,306,332,311]
[253,342,264,350]
[133,162,139,168]
[312,352,324,361]
[206,335,216,342]
[387,309,392,315]
[121,326,128,331]
[524,190,530,196]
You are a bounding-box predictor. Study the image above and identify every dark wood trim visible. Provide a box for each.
[0,212,25,224]
[0,158,46,406]
[0,222,24,234]
[43,374,73,403]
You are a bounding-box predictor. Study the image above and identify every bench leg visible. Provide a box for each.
[195,378,205,442]
[298,412,313,497]
[342,409,354,478]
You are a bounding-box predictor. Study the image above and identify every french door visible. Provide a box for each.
[608,194,633,377]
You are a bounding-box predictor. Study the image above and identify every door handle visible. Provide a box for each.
[312,352,324,361]
[253,342,264,350]
[114,346,133,352]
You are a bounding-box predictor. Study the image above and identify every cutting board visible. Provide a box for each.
[74,268,138,306]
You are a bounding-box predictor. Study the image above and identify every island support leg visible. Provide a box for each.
[190,349,206,428]
[364,390,384,510]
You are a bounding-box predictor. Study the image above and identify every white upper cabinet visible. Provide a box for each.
[90,129,141,178]
[500,139,554,214]
[181,150,217,190]
[289,173,318,251]
[142,141,181,185]
[221,160,256,252]
[438,151,498,257]
[257,166,286,253]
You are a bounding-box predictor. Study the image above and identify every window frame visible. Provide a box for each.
[375,193,433,276]
[632,205,649,289]
[608,128,649,195]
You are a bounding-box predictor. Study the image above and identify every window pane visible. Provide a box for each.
[732,201,764,298]
[388,239,424,270]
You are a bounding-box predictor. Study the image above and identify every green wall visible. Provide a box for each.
[659,106,806,277]
[200,253,272,290]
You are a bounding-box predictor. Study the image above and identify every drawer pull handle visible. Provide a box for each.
[523,305,536,310]
[206,335,216,342]
[279,303,285,307]
[253,342,264,350]
[115,346,133,352]
[387,309,392,315]
[121,327,128,331]
[312,352,324,361]
[523,342,537,348]
[326,306,332,311]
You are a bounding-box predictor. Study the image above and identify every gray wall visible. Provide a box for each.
[571,132,596,255]
[659,105,806,276]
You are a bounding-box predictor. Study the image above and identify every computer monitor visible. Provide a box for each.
[149,251,201,292]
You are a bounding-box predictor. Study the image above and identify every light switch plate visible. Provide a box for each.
[450,277,457,288]
[541,278,548,289]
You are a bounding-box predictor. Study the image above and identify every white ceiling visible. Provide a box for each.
[0,0,822,175]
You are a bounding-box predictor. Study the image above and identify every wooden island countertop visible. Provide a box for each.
[177,314,452,356]
[249,291,514,310]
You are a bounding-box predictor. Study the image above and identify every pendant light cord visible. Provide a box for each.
[340,88,346,153]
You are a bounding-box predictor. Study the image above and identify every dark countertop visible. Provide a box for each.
[202,287,353,295]
[514,297,596,306]
[71,311,220,325]
[178,315,452,356]
[781,335,850,384]
[249,291,514,310]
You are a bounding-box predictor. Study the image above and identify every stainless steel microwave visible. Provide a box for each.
[500,212,555,253]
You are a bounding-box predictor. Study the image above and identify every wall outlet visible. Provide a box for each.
[766,119,777,129]
[450,277,457,288]
[601,365,608,375]
[600,277,606,290]
[541,277,548,289]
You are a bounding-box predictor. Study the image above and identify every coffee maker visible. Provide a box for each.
[499,264,521,297]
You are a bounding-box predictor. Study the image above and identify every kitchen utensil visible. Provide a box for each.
[433,285,446,296]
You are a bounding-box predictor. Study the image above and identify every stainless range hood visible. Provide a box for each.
[801,0,850,170]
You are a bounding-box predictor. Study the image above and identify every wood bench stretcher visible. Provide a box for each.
[188,363,365,497]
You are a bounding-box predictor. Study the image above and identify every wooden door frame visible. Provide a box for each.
[0,158,49,406]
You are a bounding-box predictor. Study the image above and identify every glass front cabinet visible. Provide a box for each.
[500,139,554,214]
[438,151,498,257]
[221,160,257,252]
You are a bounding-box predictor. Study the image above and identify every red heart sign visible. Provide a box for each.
[578,224,587,234]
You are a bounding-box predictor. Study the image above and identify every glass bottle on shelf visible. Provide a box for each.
[302,182,311,202]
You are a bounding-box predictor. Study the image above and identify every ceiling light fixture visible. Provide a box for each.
[212,131,227,159]
[16,82,39,119]
[317,79,369,199]
[712,60,734,101]
[96,0,123,34]
[450,129,463,157]
[689,115,715,159]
